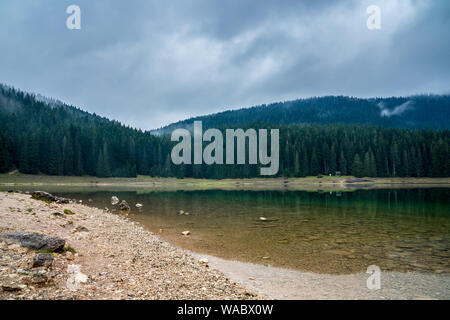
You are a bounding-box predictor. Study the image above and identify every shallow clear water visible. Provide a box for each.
[17,187,450,274]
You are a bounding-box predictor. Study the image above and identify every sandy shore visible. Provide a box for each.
[0,192,261,300]
[193,253,450,300]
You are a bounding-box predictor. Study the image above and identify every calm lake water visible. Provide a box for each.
[14,187,450,274]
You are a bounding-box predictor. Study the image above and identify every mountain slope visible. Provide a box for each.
[0,85,448,178]
[154,95,450,134]
[0,85,169,177]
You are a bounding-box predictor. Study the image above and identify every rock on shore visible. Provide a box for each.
[0,191,261,300]
[2,232,65,252]
[32,191,70,204]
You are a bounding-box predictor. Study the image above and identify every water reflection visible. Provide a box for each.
[52,189,450,274]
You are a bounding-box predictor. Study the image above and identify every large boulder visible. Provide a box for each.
[2,232,65,252]
[32,191,70,204]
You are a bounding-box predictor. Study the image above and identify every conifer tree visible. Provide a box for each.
[351,154,364,177]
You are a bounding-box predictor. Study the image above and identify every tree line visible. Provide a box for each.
[0,86,448,178]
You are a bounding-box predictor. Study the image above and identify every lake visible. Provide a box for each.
[28,187,450,275]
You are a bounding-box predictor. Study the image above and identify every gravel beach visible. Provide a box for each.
[0,192,261,300]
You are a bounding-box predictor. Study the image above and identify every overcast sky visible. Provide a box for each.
[0,0,449,130]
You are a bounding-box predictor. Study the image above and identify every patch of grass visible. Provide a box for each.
[26,208,33,213]
[67,220,73,225]
[64,209,75,215]
[38,250,54,255]
[32,196,53,204]
[63,246,76,254]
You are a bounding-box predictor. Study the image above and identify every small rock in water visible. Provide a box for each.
[181,231,190,236]
[111,196,119,206]
[259,217,267,221]
[179,210,185,215]
[119,200,131,212]
[136,203,143,208]
[78,200,83,203]
[198,258,209,265]
[32,253,53,268]
[88,199,93,203]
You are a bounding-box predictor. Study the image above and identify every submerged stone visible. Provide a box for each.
[119,200,131,212]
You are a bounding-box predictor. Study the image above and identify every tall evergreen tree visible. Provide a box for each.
[351,154,364,177]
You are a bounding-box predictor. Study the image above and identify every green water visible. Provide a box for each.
[25,188,450,274]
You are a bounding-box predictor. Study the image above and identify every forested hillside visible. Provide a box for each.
[154,95,450,135]
[0,85,171,177]
[1,85,449,178]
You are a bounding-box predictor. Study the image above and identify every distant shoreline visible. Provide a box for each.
[1,174,449,192]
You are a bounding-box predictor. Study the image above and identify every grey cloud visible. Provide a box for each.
[0,0,449,130]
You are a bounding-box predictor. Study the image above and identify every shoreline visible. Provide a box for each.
[1,191,449,300]
[1,174,449,192]
[192,253,450,300]
[0,192,261,300]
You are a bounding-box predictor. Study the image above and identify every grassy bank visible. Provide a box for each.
[0,173,449,192]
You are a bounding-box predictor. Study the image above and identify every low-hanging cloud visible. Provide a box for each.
[0,0,449,130]
[378,101,414,117]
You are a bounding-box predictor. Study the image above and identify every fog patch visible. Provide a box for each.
[378,101,414,117]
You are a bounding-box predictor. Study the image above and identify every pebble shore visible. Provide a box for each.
[0,192,261,300]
